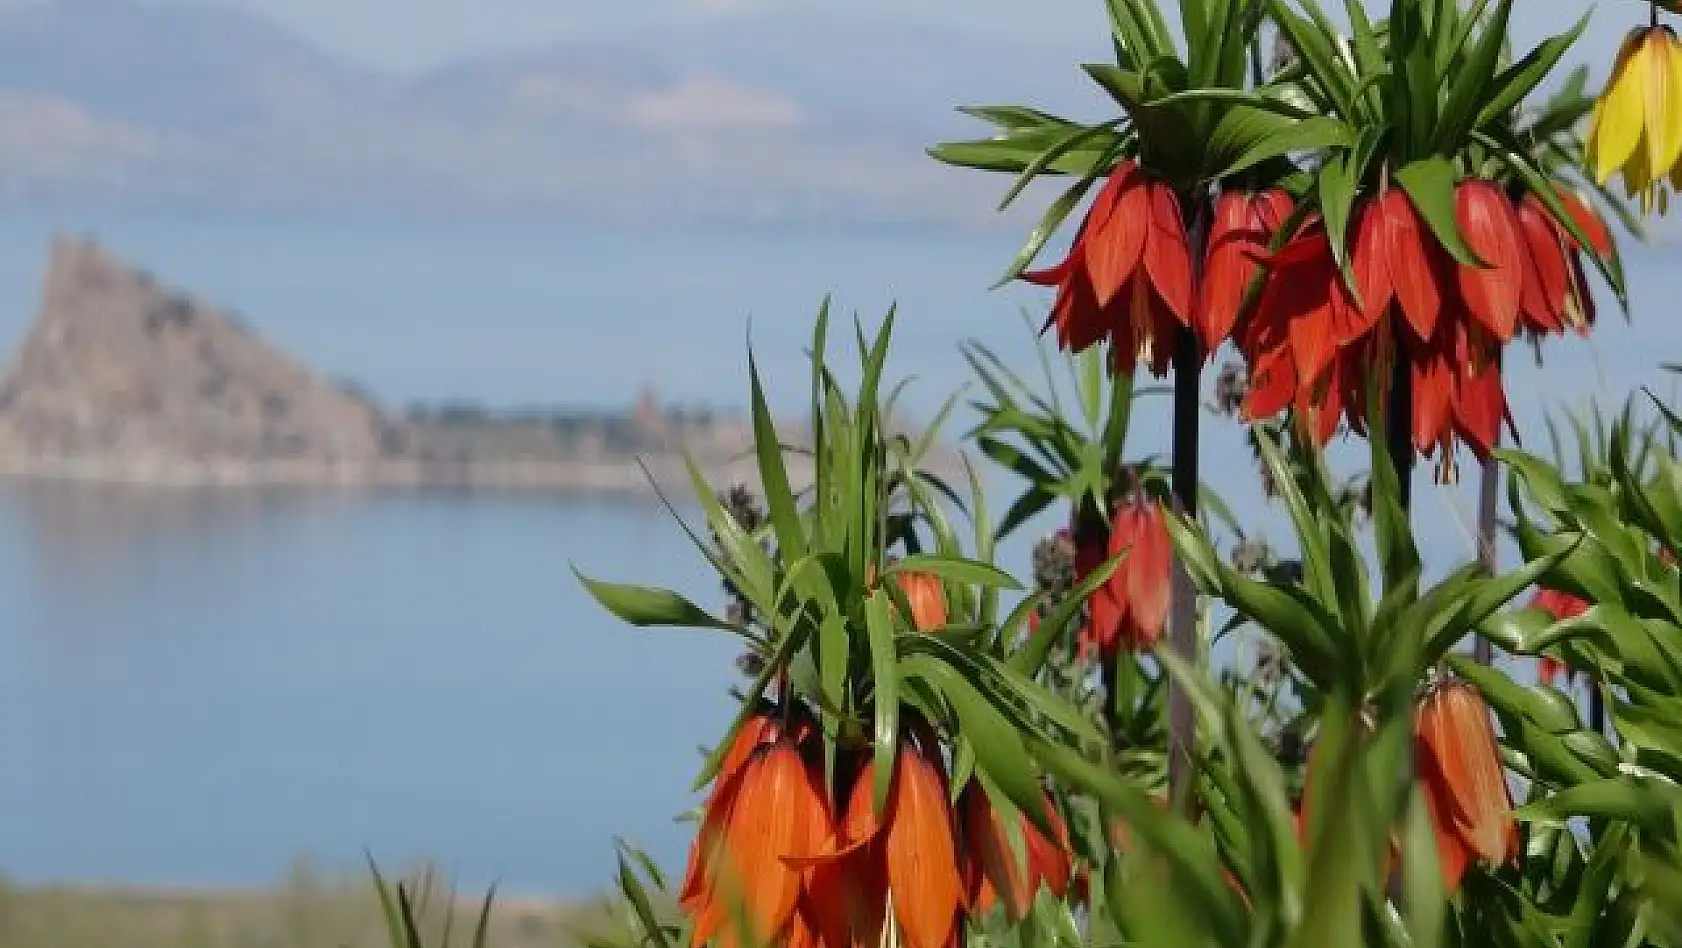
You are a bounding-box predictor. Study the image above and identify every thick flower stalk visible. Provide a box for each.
[1023,160,1194,377]
[1414,680,1520,893]
[1588,18,1682,215]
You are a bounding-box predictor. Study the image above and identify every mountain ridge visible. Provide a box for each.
[0,0,1106,229]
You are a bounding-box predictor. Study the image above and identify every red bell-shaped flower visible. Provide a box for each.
[1023,160,1194,377]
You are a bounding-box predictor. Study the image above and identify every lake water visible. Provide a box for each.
[0,211,1673,897]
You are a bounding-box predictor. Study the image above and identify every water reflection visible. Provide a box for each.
[0,482,744,893]
[6,483,355,604]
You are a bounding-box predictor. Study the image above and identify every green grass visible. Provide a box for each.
[0,860,596,948]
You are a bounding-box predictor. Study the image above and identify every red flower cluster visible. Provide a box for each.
[1071,494,1171,661]
[1024,160,1194,376]
[681,712,1074,948]
[1239,182,1613,477]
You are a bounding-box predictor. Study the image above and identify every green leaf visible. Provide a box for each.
[808,298,829,547]
[1318,150,1362,294]
[616,847,674,948]
[573,568,741,633]
[1269,0,1357,119]
[993,142,1124,289]
[996,486,1061,543]
[470,881,498,948]
[692,615,805,792]
[888,554,1023,591]
[1031,735,1246,946]
[1514,778,1678,833]
[1401,786,1445,948]
[996,121,1126,212]
[1394,156,1481,267]
[1009,550,1121,680]
[747,348,807,562]
[1434,0,1512,152]
[367,856,408,948]
[1215,115,1353,179]
[865,588,902,816]
[904,651,1052,837]
[1252,429,1339,611]
[1473,12,1589,133]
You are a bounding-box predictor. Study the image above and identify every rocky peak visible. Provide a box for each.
[0,236,409,471]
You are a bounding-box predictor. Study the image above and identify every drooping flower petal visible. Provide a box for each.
[1196,190,1262,351]
[1644,28,1682,184]
[1026,796,1073,902]
[1531,587,1590,622]
[1142,179,1194,328]
[1106,494,1171,654]
[683,712,784,910]
[1588,26,1682,210]
[1555,186,1614,259]
[1240,345,1297,422]
[1453,344,1506,460]
[1382,189,1444,341]
[723,744,823,948]
[1515,193,1570,335]
[1411,324,1456,457]
[1415,680,1519,894]
[1454,180,1525,343]
[1590,29,1654,186]
[960,782,1031,922]
[884,741,964,948]
[1349,197,1394,330]
[960,783,1071,923]
[1085,162,1151,308]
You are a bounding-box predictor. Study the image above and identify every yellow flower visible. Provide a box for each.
[1588,24,1682,215]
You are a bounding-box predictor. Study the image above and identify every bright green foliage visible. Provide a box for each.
[566,0,1682,944]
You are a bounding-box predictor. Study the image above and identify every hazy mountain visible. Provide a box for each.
[0,0,386,132]
[0,0,1114,228]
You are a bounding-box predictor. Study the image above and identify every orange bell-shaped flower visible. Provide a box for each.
[681,708,833,948]
[959,782,1072,922]
[1414,680,1520,893]
[806,735,965,948]
[891,571,949,632]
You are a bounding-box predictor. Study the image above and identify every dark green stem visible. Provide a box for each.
[1168,332,1202,812]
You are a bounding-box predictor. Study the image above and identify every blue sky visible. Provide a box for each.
[192,0,1640,75]
[201,0,1108,70]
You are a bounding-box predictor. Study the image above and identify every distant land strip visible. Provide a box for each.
[0,237,961,496]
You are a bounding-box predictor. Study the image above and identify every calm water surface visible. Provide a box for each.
[0,213,1672,895]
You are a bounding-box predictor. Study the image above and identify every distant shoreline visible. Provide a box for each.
[0,449,968,498]
[0,238,966,495]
